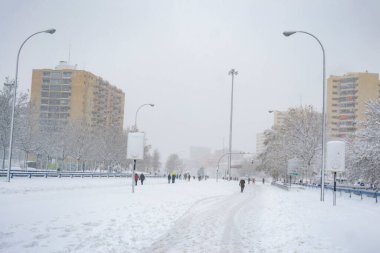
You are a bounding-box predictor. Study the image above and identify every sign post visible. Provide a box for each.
[287,158,301,188]
[326,141,345,206]
[127,132,145,193]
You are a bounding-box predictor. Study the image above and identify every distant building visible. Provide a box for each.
[30,61,125,130]
[272,111,287,128]
[256,131,269,155]
[327,72,380,139]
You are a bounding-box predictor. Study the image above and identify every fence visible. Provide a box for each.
[303,183,380,203]
[0,170,161,179]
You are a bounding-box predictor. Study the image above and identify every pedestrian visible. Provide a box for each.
[188,174,191,181]
[248,178,251,184]
[134,173,139,186]
[239,178,246,193]
[168,174,171,184]
[172,174,176,184]
[140,173,145,185]
[262,178,265,184]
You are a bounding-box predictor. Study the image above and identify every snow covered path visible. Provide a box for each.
[1,178,380,253]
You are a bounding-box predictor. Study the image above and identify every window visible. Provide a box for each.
[60,99,69,105]
[62,85,71,91]
[50,85,61,91]
[51,72,62,79]
[62,72,72,78]
[49,99,60,105]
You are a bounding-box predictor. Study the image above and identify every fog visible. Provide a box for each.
[1,0,379,160]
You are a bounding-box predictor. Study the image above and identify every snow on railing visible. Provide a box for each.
[302,183,379,203]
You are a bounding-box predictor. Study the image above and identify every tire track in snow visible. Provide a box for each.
[143,188,254,253]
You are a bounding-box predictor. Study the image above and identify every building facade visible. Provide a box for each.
[327,72,380,139]
[256,131,267,155]
[30,61,125,130]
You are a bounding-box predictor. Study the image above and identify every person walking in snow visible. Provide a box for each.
[262,178,265,184]
[239,178,246,193]
[134,173,139,186]
[172,174,176,184]
[140,173,145,185]
[168,174,171,184]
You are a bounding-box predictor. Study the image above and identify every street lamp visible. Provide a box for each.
[134,103,154,131]
[228,69,238,180]
[283,30,326,201]
[7,29,56,182]
[216,152,251,182]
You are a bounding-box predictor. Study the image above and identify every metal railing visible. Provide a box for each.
[303,183,379,203]
[0,170,160,179]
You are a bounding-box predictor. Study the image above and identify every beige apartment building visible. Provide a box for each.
[327,72,380,139]
[272,111,287,128]
[30,61,125,130]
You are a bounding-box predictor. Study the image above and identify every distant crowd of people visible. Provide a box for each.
[134,171,265,194]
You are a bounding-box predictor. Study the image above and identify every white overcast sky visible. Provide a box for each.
[1,0,379,161]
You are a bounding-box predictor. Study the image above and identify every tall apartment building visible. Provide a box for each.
[272,111,287,128]
[256,131,267,155]
[327,72,380,139]
[30,61,125,130]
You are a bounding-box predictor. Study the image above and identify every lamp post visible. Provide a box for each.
[228,69,238,180]
[7,29,56,182]
[216,152,251,182]
[283,30,326,201]
[134,103,154,131]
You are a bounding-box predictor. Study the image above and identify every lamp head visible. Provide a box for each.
[45,29,56,34]
[283,31,297,37]
[149,104,155,107]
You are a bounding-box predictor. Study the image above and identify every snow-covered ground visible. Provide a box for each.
[0,178,379,253]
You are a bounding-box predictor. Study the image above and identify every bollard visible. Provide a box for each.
[360,191,363,200]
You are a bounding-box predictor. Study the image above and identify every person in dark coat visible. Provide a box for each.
[134,173,139,186]
[239,179,246,193]
[168,174,171,184]
[140,173,145,185]
[172,174,176,184]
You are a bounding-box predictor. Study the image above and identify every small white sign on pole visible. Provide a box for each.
[127,132,145,160]
[326,141,345,172]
